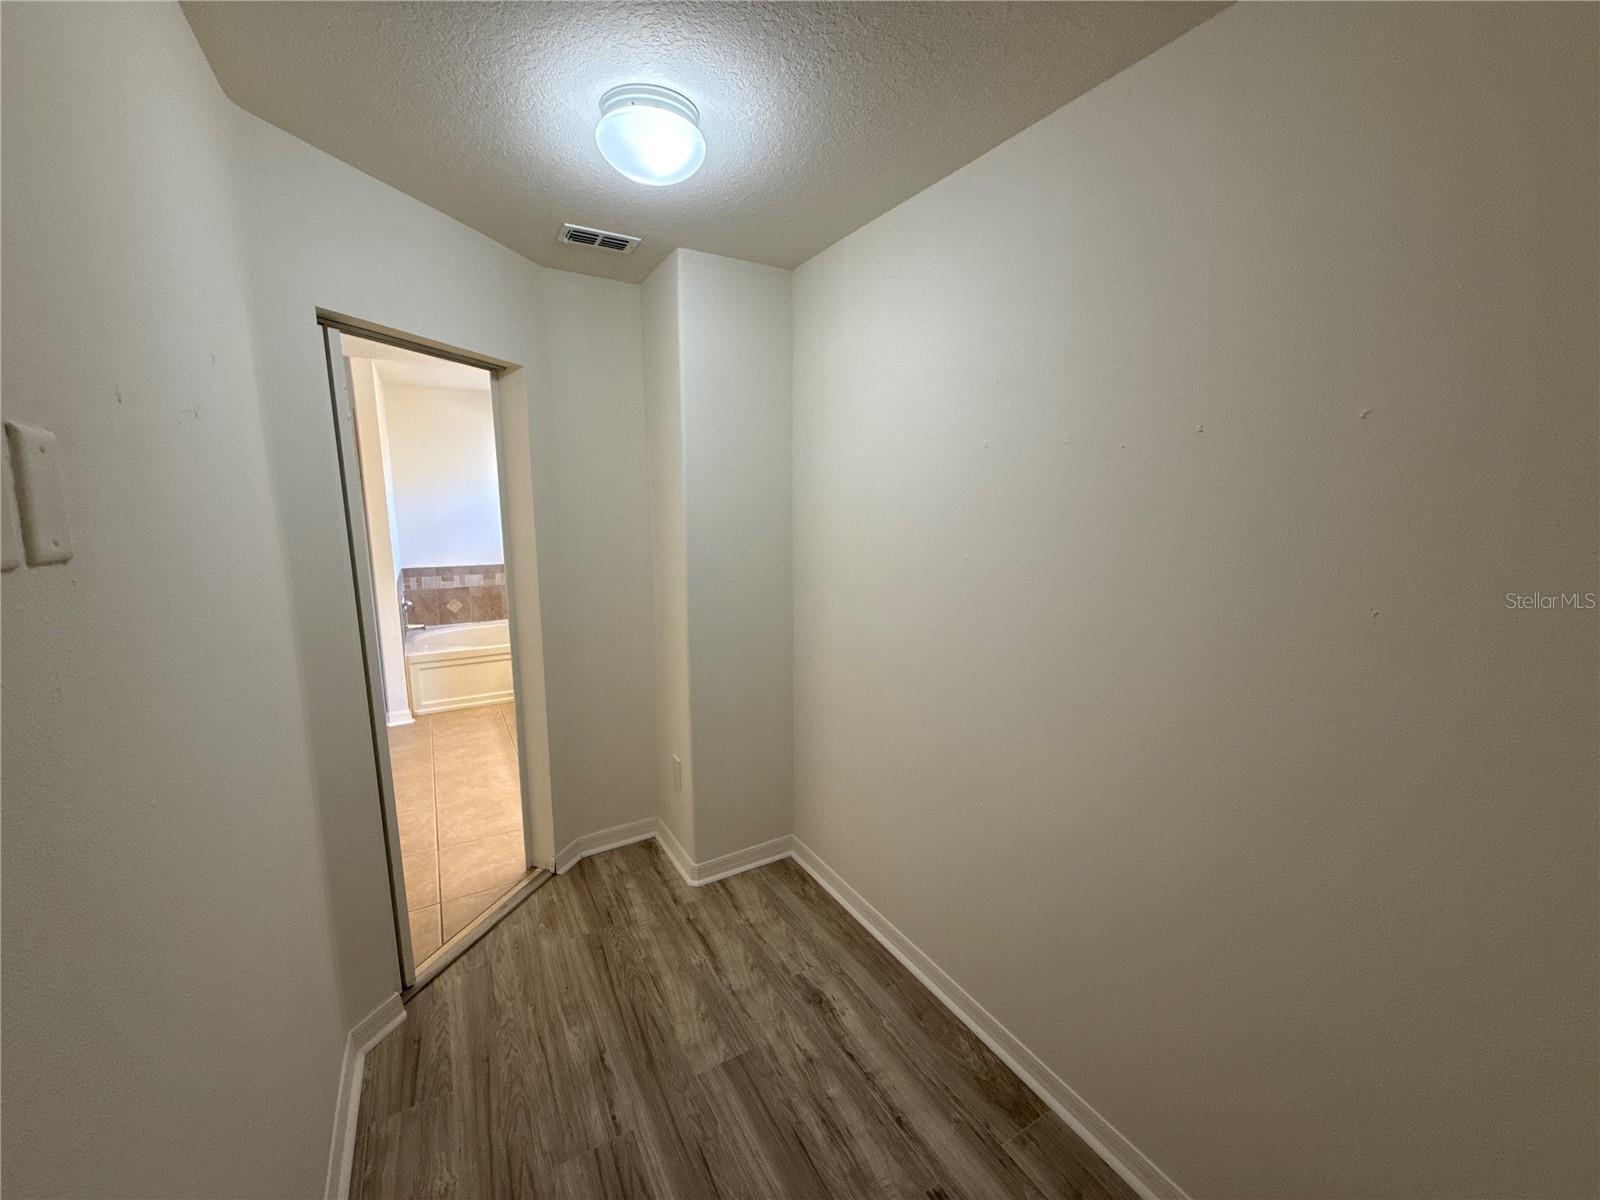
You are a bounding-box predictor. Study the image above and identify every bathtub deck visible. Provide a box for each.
[404,619,515,717]
[387,702,525,963]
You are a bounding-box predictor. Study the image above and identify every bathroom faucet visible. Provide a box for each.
[401,597,425,630]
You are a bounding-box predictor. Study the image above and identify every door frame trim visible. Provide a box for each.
[322,324,416,985]
[319,315,552,989]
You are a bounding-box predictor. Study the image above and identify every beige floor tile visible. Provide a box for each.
[432,752,507,795]
[495,703,517,744]
[389,719,433,797]
[432,721,510,770]
[387,719,429,756]
[433,749,510,791]
[402,849,440,909]
[390,741,433,778]
[429,702,520,848]
[408,904,442,963]
[396,801,437,856]
[390,703,525,915]
[429,706,502,740]
[438,830,526,901]
[391,763,435,817]
[442,887,505,941]
[434,760,521,846]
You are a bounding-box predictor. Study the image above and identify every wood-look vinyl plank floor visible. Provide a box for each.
[351,840,1138,1200]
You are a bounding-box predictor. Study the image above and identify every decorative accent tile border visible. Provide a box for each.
[401,564,507,627]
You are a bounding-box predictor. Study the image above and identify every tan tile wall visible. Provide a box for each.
[400,564,507,626]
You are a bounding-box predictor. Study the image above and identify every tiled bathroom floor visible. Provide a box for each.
[386,702,526,966]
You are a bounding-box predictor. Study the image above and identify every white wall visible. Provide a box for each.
[642,254,697,853]
[536,268,658,850]
[677,252,794,859]
[0,5,348,1194]
[382,382,504,569]
[642,250,794,862]
[348,357,410,722]
[791,5,1598,1199]
[1,4,660,1193]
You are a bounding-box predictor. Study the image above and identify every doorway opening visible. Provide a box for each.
[322,320,549,992]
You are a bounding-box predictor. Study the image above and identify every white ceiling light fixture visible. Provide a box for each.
[595,84,706,186]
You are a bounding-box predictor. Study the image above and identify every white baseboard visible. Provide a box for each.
[554,817,792,888]
[410,688,513,717]
[553,817,657,874]
[325,992,406,1200]
[653,817,696,881]
[534,820,1181,1197]
[385,710,414,727]
[659,827,795,886]
[788,837,1185,1200]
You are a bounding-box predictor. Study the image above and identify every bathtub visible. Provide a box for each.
[404,620,513,716]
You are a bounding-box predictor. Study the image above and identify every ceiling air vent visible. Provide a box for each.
[559,223,640,254]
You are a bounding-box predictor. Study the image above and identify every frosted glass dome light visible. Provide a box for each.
[595,84,705,186]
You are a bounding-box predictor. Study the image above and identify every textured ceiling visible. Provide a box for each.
[184,2,1226,284]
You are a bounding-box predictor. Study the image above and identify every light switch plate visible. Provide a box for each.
[1,439,20,571]
[5,422,72,565]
